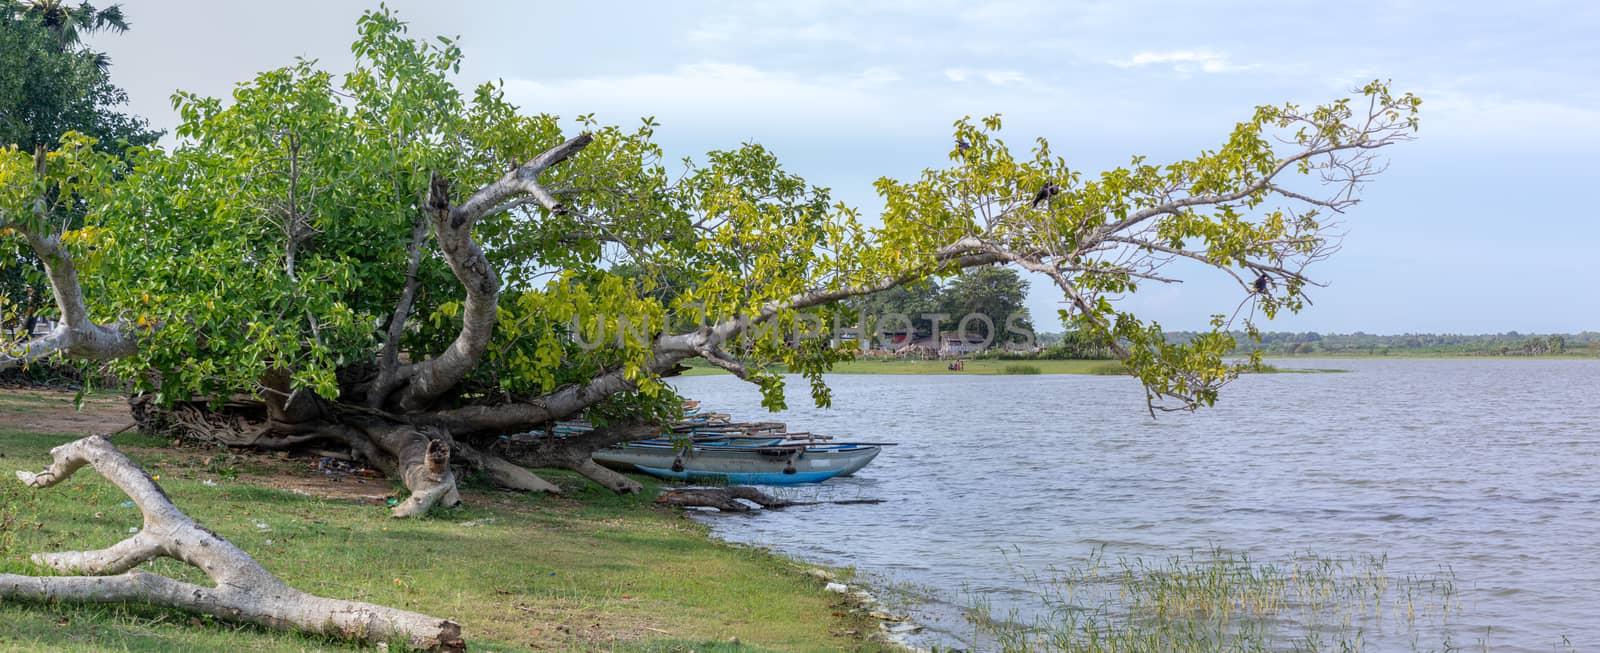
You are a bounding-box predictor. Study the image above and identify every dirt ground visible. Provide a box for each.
[0,387,562,509]
[0,388,408,505]
[0,387,133,435]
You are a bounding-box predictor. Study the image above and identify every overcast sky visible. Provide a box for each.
[89,1,1600,334]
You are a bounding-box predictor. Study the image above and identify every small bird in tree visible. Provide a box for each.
[1254,273,1270,293]
[956,139,971,153]
[1031,182,1061,208]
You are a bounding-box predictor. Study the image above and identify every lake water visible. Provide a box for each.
[670,359,1600,652]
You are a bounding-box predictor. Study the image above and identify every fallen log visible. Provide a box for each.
[655,486,885,512]
[0,434,464,651]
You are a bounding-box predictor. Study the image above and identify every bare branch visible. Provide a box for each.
[3,435,464,651]
[451,133,594,225]
[368,212,431,408]
[0,231,138,371]
[419,238,1007,436]
[388,135,596,411]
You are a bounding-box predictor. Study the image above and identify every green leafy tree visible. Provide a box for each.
[0,0,155,346]
[18,0,127,51]
[0,9,1420,516]
[0,0,151,149]
[940,265,1032,341]
[847,279,943,341]
[1045,329,1116,360]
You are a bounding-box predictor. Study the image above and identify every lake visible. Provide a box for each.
[670,358,1600,652]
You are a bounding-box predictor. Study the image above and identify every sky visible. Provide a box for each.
[88,1,1600,334]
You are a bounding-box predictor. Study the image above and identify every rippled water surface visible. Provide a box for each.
[671,359,1600,652]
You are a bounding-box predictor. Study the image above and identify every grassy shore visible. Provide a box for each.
[0,392,887,652]
[1258,351,1600,359]
[679,358,1123,376]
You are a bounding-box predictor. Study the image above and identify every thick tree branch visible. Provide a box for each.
[419,239,1006,436]
[389,135,595,411]
[368,212,431,408]
[493,422,662,494]
[2,435,463,651]
[450,133,593,224]
[0,226,137,370]
[388,173,502,412]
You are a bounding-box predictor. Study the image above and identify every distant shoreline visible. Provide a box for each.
[678,353,1598,378]
[1256,352,1600,360]
[680,359,1333,377]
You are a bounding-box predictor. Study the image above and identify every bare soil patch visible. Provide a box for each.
[0,388,570,509]
[0,388,131,435]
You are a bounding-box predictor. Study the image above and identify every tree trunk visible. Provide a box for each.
[0,435,465,651]
[493,422,664,494]
[130,400,565,517]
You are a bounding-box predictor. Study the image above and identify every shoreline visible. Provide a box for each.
[678,353,1598,377]
[0,393,898,653]
[680,359,1314,377]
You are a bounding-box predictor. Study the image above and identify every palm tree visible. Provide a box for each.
[17,0,127,51]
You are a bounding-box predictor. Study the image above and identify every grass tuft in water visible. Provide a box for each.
[1086,363,1129,376]
[969,546,1474,653]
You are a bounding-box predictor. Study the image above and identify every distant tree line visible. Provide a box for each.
[985,328,1118,360]
[847,266,1034,342]
[1163,331,1600,357]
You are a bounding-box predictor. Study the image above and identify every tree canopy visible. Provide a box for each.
[0,0,153,152]
[850,266,1033,344]
[0,8,1419,513]
[17,0,128,51]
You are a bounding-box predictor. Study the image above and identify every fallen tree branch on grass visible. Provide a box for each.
[0,434,465,652]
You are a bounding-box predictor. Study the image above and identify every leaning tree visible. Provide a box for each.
[1,8,1416,534]
[0,10,1416,645]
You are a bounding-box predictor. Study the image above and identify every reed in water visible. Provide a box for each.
[968,546,1484,653]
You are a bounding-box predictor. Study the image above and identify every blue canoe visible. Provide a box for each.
[591,442,881,485]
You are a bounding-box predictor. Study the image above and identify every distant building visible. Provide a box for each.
[879,332,995,358]
[939,333,989,357]
[877,329,915,350]
[895,335,940,359]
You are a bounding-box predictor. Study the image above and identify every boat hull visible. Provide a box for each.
[593,444,880,485]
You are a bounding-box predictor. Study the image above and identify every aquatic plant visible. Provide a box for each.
[1087,363,1130,376]
[969,547,1479,653]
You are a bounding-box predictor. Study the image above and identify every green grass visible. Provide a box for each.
[680,358,1329,377]
[1087,362,1129,376]
[681,358,1117,376]
[0,429,887,652]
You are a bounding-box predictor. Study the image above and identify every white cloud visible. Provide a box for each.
[943,67,1030,86]
[1108,50,1250,74]
[1417,87,1600,146]
[982,70,1029,86]
[855,66,902,86]
[500,63,916,135]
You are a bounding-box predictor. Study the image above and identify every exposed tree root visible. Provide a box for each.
[656,486,886,512]
[569,458,643,494]
[131,397,642,510]
[0,435,465,651]
[455,442,561,493]
[496,422,663,495]
[655,486,784,512]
